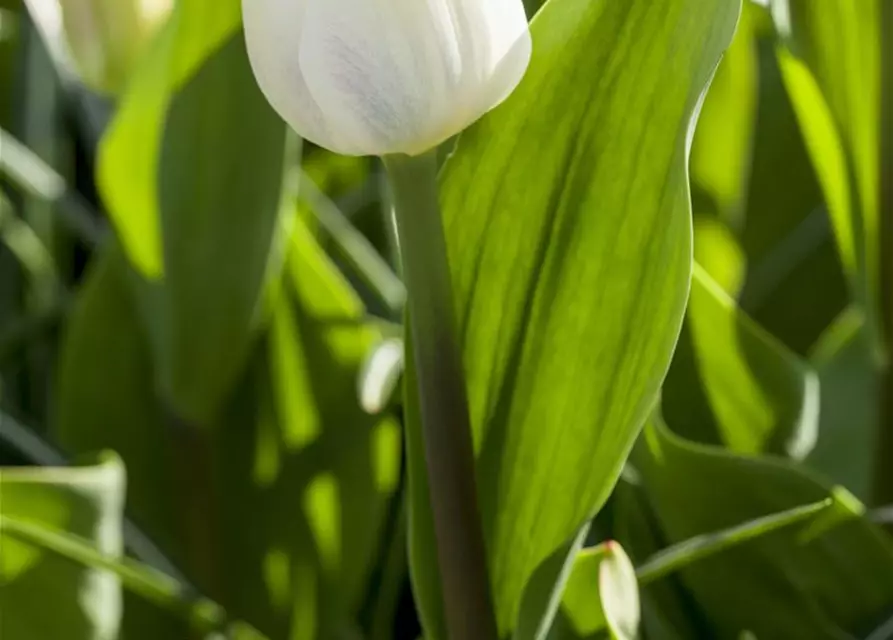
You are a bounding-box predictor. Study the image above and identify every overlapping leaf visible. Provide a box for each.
[403,0,741,635]
[0,455,125,639]
[773,0,881,354]
[663,265,820,458]
[98,0,289,424]
[634,416,893,637]
[54,226,401,638]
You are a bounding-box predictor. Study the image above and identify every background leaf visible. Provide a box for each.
[634,415,893,638]
[774,0,881,354]
[662,265,820,458]
[53,223,402,639]
[552,496,829,640]
[98,0,289,424]
[97,0,241,278]
[0,454,125,640]
[806,312,877,500]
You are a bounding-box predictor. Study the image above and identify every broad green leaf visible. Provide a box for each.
[98,0,240,278]
[662,265,819,458]
[99,0,289,424]
[154,32,289,424]
[774,0,881,355]
[549,542,640,640]
[635,415,893,637]
[404,0,741,636]
[0,454,125,639]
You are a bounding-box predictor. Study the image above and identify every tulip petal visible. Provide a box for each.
[462,0,533,118]
[242,0,355,154]
[299,0,531,156]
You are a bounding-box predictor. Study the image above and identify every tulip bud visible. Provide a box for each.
[26,0,173,93]
[242,0,532,157]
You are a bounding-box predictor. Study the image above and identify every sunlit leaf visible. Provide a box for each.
[403,0,741,635]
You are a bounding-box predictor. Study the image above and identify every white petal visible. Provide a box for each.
[460,0,533,116]
[242,0,360,154]
[299,0,531,156]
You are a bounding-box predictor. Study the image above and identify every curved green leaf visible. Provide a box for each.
[662,265,820,458]
[0,455,125,640]
[635,415,893,637]
[97,0,241,278]
[404,0,741,635]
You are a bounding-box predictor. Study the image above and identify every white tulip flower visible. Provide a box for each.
[242,0,532,157]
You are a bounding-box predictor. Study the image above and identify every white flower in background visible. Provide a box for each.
[242,0,532,157]
[25,0,173,93]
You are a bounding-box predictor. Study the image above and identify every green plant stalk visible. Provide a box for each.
[384,151,498,640]
[874,0,893,509]
[0,515,231,634]
[636,499,830,585]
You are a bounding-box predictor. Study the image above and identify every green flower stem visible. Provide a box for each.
[384,151,498,640]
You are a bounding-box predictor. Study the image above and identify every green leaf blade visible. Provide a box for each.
[404,0,742,636]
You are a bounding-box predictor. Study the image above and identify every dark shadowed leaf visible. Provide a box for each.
[634,415,893,637]
[98,0,289,424]
[663,266,820,458]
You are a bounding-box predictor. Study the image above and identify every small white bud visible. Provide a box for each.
[242,0,532,157]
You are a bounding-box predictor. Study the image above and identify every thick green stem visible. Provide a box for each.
[874,0,893,509]
[384,152,498,640]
